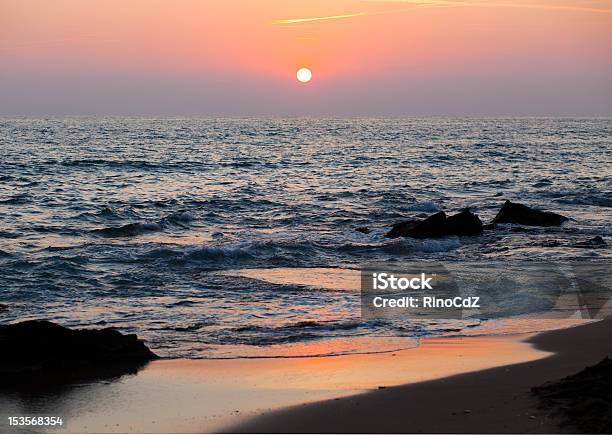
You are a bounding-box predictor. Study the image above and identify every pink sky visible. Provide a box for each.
[1,0,611,115]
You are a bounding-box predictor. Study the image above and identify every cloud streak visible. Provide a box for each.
[366,0,612,15]
[273,1,611,27]
[273,12,368,25]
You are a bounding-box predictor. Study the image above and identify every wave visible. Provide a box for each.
[152,321,216,332]
[91,222,163,238]
[0,230,20,239]
[555,193,612,208]
[42,158,274,172]
[162,211,194,225]
[134,234,462,269]
[186,244,257,261]
[59,158,167,170]
[164,299,201,307]
[139,241,285,264]
[212,320,368,346]
[90,210,195,238]
[339,237,461,254]
[237,320,364,333]
[582,227,612,237]
[76,206,121,220]
[406,201,441,212]
[402,237,462,253]
[532,178,553,188]
[0,193,31,205]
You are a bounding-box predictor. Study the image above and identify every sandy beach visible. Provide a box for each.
[0,331,546,433]
[1,319,609,433]
[225,318,612,433]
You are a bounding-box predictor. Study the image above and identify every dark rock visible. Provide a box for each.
[445,209,483,236]
[386,210,483,239]
[592,236,606,245]
[0,320,158,382]
[574,236,607,248]
[355,226,371,234]
[492,200,568,227]
[532,356,612,433]
[92,222,162,238]
[385,219,421,239]
[482,223,496,230]
[407,211,448,238]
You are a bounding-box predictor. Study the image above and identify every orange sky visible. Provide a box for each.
[1,0,611,115]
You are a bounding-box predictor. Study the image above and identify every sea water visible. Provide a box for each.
[0,118,610,358]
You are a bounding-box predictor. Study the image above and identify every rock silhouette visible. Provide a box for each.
[386,209,483,239]
[574,236,607,248]
[492,200,568,226]
[0,320,158,384]
[533,356,612,433]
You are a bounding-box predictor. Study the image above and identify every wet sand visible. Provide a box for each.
[1,332,549,433]
[225,318,612,434]
[1,265,601,434]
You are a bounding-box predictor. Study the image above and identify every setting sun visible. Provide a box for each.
[296,67,312,83]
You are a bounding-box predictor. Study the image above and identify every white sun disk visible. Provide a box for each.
[296,67,312,83]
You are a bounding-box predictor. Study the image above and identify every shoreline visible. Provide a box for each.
[0,319,607,433]
[224,317,612,434]
[0,327,552,433]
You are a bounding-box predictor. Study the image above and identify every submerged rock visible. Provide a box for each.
[574,236,607,248]
[91,222,162,238]
[385,220,424,239]
[0,320,158,382]
[386,210,483,239]
[355,226,371,234]
[532,356,612,433]
[385,219,421,239]
[492,200,568,227]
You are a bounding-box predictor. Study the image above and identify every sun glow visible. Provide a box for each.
[296,67,312,83]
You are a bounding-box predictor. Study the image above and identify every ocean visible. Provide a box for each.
[0,118,610,358]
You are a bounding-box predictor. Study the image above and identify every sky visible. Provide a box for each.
[1,0,611,116]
